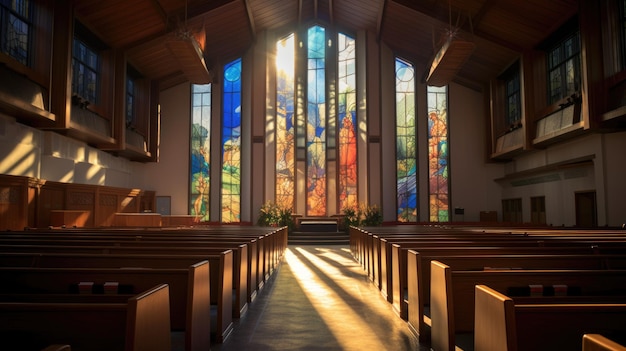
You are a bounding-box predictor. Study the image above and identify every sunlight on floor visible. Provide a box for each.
[285,247,390,350]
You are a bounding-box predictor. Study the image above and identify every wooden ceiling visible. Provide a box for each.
[72,0,579,91]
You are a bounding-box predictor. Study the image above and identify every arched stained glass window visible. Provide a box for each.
[190,84,211,222]
[395,58,417,222]
[306,25,327,216]
[427,85,449,222]
[276,34,296,211]
[337,33,357,210]
[222,58,242,223]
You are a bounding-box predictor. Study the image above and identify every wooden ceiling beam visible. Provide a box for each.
[376,0,387,42]
[243,0,257,42]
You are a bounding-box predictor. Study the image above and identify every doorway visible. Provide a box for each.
[575,191,597,227]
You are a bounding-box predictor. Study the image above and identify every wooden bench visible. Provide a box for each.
[0,242,249,318]
[406,251,626,341]
[1,227,281,300]
[0,284,171,351]
[0,256,230,346]
[391,243,618,320]
[583,334,626,351]
[431,262,626,351]
[474,284,626,351]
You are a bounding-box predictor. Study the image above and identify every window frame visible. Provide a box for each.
[546,29,581,106]
[0,0,32,66]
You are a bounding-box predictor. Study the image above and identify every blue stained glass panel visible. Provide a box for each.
[222,58,242,223]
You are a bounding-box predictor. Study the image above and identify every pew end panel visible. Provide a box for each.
[583,334,626,351]
[430,260,456,351]
[407,249,429,343]
[185,260,211,351]
[474,284,517,351]
[126,283,172,351]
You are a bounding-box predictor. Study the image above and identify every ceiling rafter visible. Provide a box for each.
[243,0,257,42]
[376,0,387,42]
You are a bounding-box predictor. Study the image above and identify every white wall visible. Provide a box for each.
[603,131,626,226]
[132,83,190,215]
[0,112,135,188]
[447,84,504,222]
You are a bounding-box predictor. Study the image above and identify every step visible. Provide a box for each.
[288,231,349,245]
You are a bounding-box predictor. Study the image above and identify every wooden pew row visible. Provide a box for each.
[474,284,626,351]
[0,242,250,318]
[20,225,288,273]
[0,249,243,323]
[41,345,71,351]
[3,226,288,297]
[390,243,625,321]
[351,224,626,276]
[583,334,626,351]
[0,239,254,318]
[406,251,626,342]
[0,230,264,294]
[352,226,626,315]
[0,255,232,346]
[355,227,626,296]
[431,261,626,351]
[0,284,171,351]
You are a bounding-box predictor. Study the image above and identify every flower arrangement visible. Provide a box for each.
[257,201,294,229]
[341,202,383,230]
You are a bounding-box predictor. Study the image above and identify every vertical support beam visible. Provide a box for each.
[50,0,73,128]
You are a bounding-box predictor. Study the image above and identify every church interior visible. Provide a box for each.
[1,0,626,350]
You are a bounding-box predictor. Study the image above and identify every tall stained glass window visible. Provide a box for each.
[395,58,417,222]
[222,58,242,222]
[337,33,357,210]
[190,84,211,222]
[427,85,449,222]
[276,34,296,211]
[307,25,326,216]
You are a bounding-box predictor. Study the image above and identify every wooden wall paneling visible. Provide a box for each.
[38,181,66,228]
[0,175,29,231]
[65,183,97,227]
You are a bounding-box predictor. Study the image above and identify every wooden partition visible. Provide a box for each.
[0,174,155,230]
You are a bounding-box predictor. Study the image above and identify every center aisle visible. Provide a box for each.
[212,245,426,351]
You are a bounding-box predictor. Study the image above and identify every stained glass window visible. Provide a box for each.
[427,85,449,222]
[337,33,357,210]
[307,25,326,216]
[276,34,296,211]
[395,58,417,222]
[190,84,211,222]
[222,58,242,223]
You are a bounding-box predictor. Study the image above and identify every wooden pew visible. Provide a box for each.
[583,334,626,351]
[474,284,626,351]
[41,345,71,351]
[406,251,626,341]
[0,228,272,303]
[0,256,232,346]
[391,243,619,321]
[0,242,249,318]
[431,261,626,351]
[0,284,171,351]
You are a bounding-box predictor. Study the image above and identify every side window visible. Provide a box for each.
[547,30,581,105]
[0,0,31,66]
[72,22,103,106]
[504,66,521,129]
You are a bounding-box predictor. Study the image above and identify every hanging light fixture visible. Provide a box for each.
[425,2,475,87]
[165,0,211,84]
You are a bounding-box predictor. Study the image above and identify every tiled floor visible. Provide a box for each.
[211,245,427,351]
